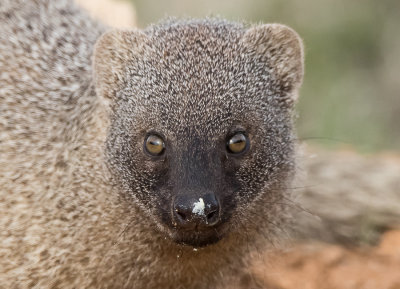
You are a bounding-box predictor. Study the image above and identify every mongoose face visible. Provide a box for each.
[94,19,303,247]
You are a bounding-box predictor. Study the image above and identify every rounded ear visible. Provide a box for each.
[241,24,304,104]
[93,29,148,106]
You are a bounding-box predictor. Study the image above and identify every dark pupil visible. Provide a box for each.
[149,139,161,146]
[228,133,246,153]
[146,135,164,155]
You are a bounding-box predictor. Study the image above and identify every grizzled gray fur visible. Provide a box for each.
[0,0,304,288]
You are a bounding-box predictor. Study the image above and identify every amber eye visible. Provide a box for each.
[227,132,248,154]
[144,134,165,156]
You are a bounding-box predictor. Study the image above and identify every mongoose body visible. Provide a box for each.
[0,1,304,288]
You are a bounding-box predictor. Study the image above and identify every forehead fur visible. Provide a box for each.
[94,18,303,137]
[121,20,274,134]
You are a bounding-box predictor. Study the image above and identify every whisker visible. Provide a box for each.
[117,217,137,240]
[245,209,292,240]
[236,210,278,250]
[281,184,321,190]
[295,136,350,144]
[280,195,321,220]
[94,217,136,276]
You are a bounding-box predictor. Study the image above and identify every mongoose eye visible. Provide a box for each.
[144,134,165,156]
[227,132,249,154]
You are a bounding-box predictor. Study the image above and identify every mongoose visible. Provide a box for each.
[0,0,304,288]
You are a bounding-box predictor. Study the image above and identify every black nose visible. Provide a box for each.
[173,193,220,229]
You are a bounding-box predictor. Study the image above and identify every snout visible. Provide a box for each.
[172,193,221,230]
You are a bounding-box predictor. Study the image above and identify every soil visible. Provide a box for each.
[252,230,400,289]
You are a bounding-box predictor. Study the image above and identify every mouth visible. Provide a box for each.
[168,225,226,247]
[174,232,222,247]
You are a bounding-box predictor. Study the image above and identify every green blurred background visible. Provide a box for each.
[131,0,400,152]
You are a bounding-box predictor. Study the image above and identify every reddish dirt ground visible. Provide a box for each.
[253,230,400,289]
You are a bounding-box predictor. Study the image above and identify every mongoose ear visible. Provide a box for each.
[242,24,304,104]
[93,29,148,106]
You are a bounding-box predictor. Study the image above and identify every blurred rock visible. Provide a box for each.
[295,145,400,244]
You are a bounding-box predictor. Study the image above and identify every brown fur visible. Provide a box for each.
[0,1,304,288]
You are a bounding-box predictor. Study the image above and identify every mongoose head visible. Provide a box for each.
[93,19,303,247]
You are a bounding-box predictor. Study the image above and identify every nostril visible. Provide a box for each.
[205,209,219,225]
[206,210,216,220]
[176,210,187,221]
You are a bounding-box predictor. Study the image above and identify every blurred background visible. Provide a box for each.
[131,0,400,153]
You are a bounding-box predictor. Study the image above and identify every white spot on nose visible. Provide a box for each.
[192,198,205,216]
